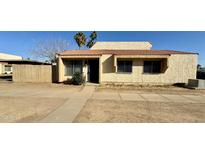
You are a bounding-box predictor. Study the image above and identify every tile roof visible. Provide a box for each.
[58,50,102,56]
[58,50,198,56]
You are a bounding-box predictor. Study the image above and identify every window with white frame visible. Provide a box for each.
[4,65,12,72]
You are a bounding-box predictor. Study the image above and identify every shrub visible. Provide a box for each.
[71,72,85,85]
[173,83,186,87]
[63,78,73,84]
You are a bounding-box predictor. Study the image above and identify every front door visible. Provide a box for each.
[87,60,99,83]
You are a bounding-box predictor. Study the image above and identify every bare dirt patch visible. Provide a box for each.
[74,99,205,123]
[75,86,205,123]
[0,82,82,122]
[1,82,205,123]
[0,96,67,122]
[97,85,205,95]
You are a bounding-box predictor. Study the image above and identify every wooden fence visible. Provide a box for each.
[13,64,53,83]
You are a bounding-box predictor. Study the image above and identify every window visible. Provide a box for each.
[144,61,161,73]
[64,60,82,76]
[4,65,12,72]
[117,60,132,73]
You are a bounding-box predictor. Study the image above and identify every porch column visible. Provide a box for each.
[58,57,64,82]
[82,60,88,82]
[99,57,102,83]
[114,56,117,72]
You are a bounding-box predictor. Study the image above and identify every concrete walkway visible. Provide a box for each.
[92,91,205,103]
[40,87,205,122]
[40,86,95,123]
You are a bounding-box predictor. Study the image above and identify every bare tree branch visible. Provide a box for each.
[31,38,69,62]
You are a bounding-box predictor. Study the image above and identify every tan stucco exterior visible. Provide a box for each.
[100,54,197,85]
[0,63,3,74]
[91,42,152,50]
[57,56,100,82]
[57,53,198,85]
[0,53,22,74]
[0,63,12,75]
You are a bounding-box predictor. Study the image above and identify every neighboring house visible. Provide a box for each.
[56,42,198,85]
[0,52,22,75]
[197,67,205,79]
[0,59,52,82]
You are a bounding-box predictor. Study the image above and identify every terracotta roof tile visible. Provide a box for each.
[58,50,197,56]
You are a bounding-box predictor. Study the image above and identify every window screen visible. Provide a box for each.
[64,60,82,76]
[117,61,132,73]
[144,61,161,73]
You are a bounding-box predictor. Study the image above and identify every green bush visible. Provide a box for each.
[71,72,85,85]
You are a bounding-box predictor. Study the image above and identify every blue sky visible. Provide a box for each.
[0,31,204,66]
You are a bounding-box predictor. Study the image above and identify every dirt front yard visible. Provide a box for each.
[0,82,82,122]
[0,82,205,122]
[74,86,205,123]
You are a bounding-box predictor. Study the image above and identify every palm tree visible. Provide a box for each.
[86,31,97,48]
[86,40,95,48]
[74,32,86,49]
[90,31,97,40]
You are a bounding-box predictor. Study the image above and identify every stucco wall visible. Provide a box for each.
[0,63,2,74]
[0,62,9,75]
[58,58,90,82]
[91,42,152,50]
[100,54,198,85]
[58,57,72,82]
[58,54,197,85]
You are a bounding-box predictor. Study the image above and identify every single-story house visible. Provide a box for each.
[0,58,51,82]
[0,52,22,75]
[0,59,50,75]
[56,42,198,85]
